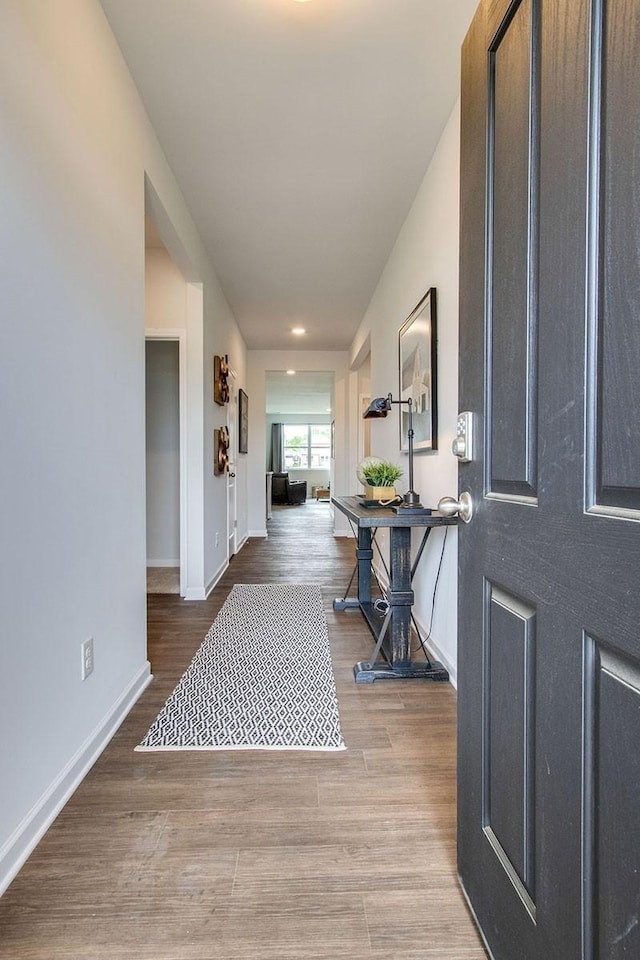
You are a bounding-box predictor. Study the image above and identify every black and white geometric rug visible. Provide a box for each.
[136,583,346,752]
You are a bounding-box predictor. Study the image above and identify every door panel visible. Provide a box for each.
[485,585,536,905]
[489,0,538,498]
[587,645,640,959]
[592,0,640,509]
[458,0,640,958]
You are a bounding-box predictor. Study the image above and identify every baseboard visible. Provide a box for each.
[205,558,229,599]
[184,587,207,600]
[372,561,457,688]
[413,614,457,688]
[0,662,152,896]
[235,535,248,553]
[146,559,179,568]
[248,528,268,539]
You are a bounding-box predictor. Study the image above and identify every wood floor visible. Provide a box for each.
[0,503,486,959]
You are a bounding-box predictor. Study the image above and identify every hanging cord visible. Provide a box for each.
[412,527,449,658]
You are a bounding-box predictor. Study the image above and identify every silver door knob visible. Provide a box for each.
[437,492,473,523]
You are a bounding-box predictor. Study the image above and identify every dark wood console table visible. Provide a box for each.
[332,495,456,683]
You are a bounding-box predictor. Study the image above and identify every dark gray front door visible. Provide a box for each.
[457,1,640,958]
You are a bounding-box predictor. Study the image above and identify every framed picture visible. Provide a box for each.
[238,389,248,454]
[398,288,437,452]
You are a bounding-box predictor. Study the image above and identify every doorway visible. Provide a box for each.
[145,337,185,596]
[227,377,238,557]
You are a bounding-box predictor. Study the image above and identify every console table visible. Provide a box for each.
[332,495,456,683]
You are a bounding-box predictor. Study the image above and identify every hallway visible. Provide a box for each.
[0,505,485,959]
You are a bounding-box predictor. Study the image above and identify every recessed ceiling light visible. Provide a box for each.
[286,370,296,375]
[291,327,306,336]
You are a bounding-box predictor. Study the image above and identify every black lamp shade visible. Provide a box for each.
[363,395,392,419]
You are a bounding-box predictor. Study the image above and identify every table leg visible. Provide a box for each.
[352,524,449,683]
[388,525,413,667]
[333,524,373,611]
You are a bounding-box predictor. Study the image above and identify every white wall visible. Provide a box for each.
[349,101,461,683]
[248,351,350,536]
[0,0,245,892]
[145,341,180,564]
[145,248,187,330]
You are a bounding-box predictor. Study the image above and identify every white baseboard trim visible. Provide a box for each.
[371,561,457,688]
[146,559,179,568]
[205,558,229,599]
[248,528,268,539]
[184,586,206,601]
[0,662,152,897]
[412,611,457,688]
[235,535,248,553]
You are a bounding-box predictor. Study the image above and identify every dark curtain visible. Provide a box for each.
[270,422,284,472]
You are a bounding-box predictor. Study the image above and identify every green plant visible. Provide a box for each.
[360,459,403,487]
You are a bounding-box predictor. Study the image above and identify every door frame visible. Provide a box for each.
[226,371,238,558]
[145,329,188,598]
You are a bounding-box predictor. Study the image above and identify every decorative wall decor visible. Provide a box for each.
[214,354,230,405]
[214,426,230,475]
[398,288,437,452]
[238,389,248,454]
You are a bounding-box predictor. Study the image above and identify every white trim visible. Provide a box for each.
[145,328,188,598]
[205,558,229,599]
[146,559,180,568]
[184,586,206,601]
[412,610,457,687]
[248,528,268,539]
[0,663,152,896]
[235,535,248,553]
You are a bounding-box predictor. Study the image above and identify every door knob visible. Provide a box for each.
[229,472,236,478]
[437,492,473,523]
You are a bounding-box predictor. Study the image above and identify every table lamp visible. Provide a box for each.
[363,393,429,514]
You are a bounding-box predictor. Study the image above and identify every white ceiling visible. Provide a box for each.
[101,0,478,351]
[266,370,334,415]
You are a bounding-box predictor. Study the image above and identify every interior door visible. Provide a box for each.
[227,384,238,557]
[457,2,640,959]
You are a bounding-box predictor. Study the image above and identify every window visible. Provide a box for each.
[283,424,331,469]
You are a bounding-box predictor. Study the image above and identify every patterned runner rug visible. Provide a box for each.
[136,583,345,751]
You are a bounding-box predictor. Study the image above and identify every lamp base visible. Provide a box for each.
[392,491,431,515]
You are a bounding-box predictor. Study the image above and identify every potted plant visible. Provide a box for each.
[357,457,403,501]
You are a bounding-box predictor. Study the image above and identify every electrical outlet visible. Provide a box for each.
[81,637,94,680]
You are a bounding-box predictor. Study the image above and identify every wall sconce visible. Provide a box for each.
[214,354,229,405]
[363,393,428,514]
[214,426,230,475]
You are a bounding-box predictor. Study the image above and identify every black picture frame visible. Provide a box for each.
[398,288,437,452]
[238,388,248,454]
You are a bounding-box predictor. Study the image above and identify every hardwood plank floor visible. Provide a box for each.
[0,502,486,959]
